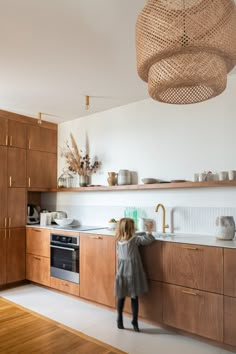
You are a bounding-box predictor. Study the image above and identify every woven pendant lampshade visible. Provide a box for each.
[136,0,236,104]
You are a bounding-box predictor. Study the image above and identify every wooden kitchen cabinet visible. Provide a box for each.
[140,240,163,281]
[26,228,50,286]
[0,146,7,228]
[0,228,26,286]
[50,277,80,297]
[0,117,7,146]
[8,120,27,148]
[163,283,223,342]
[27,150,57,189]
[224,295,236,346]
[26,228,50,257]
[8,188,26,227]
[223,248,236,297]
[80,233,116,307]
[8,148,27,187]
[26,254,50,286]
[162,242,223,294]
[27,125,57,153]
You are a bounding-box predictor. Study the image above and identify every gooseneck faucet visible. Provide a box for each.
[155,203,169,233]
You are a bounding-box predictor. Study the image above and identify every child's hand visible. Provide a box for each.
[145,220,153,233]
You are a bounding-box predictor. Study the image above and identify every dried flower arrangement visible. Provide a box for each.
[61,133,100,176]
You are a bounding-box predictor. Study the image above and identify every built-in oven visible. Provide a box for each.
[50,233,79,284]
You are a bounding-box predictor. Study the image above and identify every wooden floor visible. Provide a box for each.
[0,297,127,354]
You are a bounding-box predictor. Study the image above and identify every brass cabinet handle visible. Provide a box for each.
[5,135,8,146]
[28,140,31,149]
[181,246,199,251]
[9,176,12,187]
[10,136,12,146]
[28,177,31,187]
[90,236,103,239]
[62,283,69,287]
[182,290,198,296]
[4,217,7,228]
[4,229,7,240]
[33,229,41,232]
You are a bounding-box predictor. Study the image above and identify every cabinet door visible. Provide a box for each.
[6,228,25,283]
[8,148,27,187]
[0,229,7,285]
[163,283,223,342]
[162,242,223,293]
[0,117,7,146]
[0,147,7,228]
[27,125,57,153]
[140,241,162,281]
[50,277,80,297]
[26,254,50,286]
[27,150,57,189]
[26,228,50,257]
[224,248,236,297]
[8,120,27,148]
[224,296,236,346]
[80,233,116,307]
[8,188,26,227]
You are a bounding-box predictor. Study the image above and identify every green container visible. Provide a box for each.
[124,207,138,229]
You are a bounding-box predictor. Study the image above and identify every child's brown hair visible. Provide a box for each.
[115,218,135,241]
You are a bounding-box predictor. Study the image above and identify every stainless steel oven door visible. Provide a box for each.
[50,243,79,284]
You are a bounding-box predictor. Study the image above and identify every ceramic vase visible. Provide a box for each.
[79,175,89,187]
[107,172,117,186]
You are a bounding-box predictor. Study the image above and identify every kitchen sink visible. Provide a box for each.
[153,232,175,239]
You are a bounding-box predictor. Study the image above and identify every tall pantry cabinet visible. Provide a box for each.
[0,110,57,286]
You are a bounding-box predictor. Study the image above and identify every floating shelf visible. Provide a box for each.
[46,180,236,192]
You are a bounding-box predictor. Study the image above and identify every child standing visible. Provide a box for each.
[115,217,155,332]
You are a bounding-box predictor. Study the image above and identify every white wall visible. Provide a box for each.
[42,76,236,235]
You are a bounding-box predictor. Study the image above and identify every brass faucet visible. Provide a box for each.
[155,203,169,233]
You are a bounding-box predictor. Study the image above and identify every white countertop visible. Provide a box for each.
[26,225,236,249]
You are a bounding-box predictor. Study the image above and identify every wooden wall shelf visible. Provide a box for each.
[46,180,236,193]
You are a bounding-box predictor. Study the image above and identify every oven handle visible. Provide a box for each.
[50,245,77,252]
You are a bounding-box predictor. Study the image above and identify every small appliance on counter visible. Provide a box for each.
[27,204,40,224]
[215,216,236,240]
[51,211,67,223]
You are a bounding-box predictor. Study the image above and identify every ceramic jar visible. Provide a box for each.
[117,169,131,185]
[107,172,117,186]
[79,175,89,187]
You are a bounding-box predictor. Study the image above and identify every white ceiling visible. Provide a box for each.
[0,0,235,124]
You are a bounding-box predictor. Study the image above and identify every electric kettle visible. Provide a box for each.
[215,216,236,240]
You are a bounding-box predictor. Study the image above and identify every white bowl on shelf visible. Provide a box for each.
[54,218,74,226]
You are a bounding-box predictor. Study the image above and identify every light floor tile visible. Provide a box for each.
[0,284,233,354]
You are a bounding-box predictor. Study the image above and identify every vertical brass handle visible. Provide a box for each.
[5,135,8,146]
[28,140,31,149]
[4,217,7,228]
[5,229,7,240]
[9,217,11,228]
[10,136,13,146]
[9,176,12,187]
[28,177,31,187]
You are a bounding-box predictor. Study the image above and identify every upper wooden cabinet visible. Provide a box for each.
[27,125,57,153]
[0,117,7,146]
[162,242,223,294]
[27,150,57,189]
[224,248,236,297]
[8,148,27,187]
[8,120,27,148]
[80,233,116,307]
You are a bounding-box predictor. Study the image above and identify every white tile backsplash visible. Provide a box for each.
[41,192,236,236]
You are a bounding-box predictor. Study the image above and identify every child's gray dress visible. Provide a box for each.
[115,233,155,298]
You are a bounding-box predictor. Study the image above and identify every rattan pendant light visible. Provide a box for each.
[136,0,236,104]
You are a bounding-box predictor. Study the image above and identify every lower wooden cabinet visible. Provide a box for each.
[124,280,163,324]
[50,277,80,297]
[0,227,25,286]
[163,283,223,342]
[26,254,50,286]
[224,296,236,346]
[80,233,116,307]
